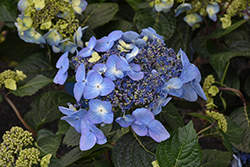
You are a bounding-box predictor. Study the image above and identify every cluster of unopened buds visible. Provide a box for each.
[53,27,207,151]
[15,0,88,53]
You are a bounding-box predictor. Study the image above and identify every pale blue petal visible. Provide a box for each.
[93,63,107,74]
[58,106,74,115]
[56,52,69,73]
[152,97,172,115]
[44,29,62,46]
[134,38,146,46]
[148,119,170,142]
[87,109,103,124]
[94,37,110,52]
[53,70,68,85]
[78,47,93,57]
[182,83,198,102]
[179,48,190,67]
[18,0,28,12]
[99,78,115,96]
[122,31,139,43]
[89,99,101,112]
[80,128,96,151]
[61,116,76,127]
[75,63,85,82]
[101,111,114,124]
[102,100,112,113]
[108,30,123,42]
[96,136,107,145]
[130,63,141,72]
[116,58,131,71]
[105,68,117,80]
[209,13,217,22]
[74,81,86,101]
[126,47,139,62]
[191,81,207,100]
[87,72,103,86]
[90,124,105,139]
[132,108,154,125]
[115,115,135,128]
[88,36,97,49]
[175,3,193,17]
[127,71,144,81]
[106,54,120,68]
[84,85,100,99]
[131,124,148,136]
[180,64,199,83]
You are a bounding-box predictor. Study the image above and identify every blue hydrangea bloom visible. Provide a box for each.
[87,99,113,124]
[84,71,115,99]
[94,30,123,52]
[22,28,46,44]
[122,31,146,46]
[141,27,164,43]
[183,13,202,27]
[175,3,193,17]
[53,52,69,85]
[162,77,184,97]
[105,55,124,80]
[93,63,107,74]
[44,29,63,46]
[115,114,136,128]
[74,63,89,101]
[79,36,97,57]
[206,2,220,22]
[131,108,170,142]
[116,56,144,81]
[52,38,77,53]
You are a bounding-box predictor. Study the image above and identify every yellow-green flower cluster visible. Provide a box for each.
[16,0,88,53]
[206,110,227,133]
[0,70,26,91]
[203,75,219,109]
[15,148,40,167]
[0,126,34,166]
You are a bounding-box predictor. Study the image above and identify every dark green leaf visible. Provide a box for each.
[126,0,141,11]
[25,91,75,131]
[156,121,201,167]
[0,0,17,28]
[166,21,191,56]
[61,147,83,166]
[230,107,250,152]
[225,29,250,46]
[201,149,231,167]
[210,51,250,78]
[223,66,240,90]
[193,37,211,58]
[158,102,184,130]
[11,75,52,97]
[93,158,112,167]
[225,117,245,145]
[37,129,62,157]
[15,53,56,84]
[220,130,233,154]
[0,94,2,103]
[0,33,41,62]
[229,41,250,52]
[244,76,250,97]
[134,8,176,40]
[63,126,81,147]
[48,157,64,167]
[208,20,247,39]
[112,132,157,167]
[78,3,119,29]
[219,95,227,110]
[56,120,70,135]
[187,113,211,121]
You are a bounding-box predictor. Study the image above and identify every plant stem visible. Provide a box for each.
[197,122,216,136]
[220,0,233,15]
[1,92,37,138]
[220,61,230,86]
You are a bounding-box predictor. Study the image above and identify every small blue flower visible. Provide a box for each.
[206,2,220,22]
[52,38,77,53]
[74,26,88,48]
[22,27,46,44]
[79,36,97,57]
[84,71,115,99]
[141,27,164,43]
[73,63,88,101]
[93,63,107,74]
[162,77,183,97]
[122,31,146,46]
[53,52,69,85]
[152,97,172,115]
[178,49,199,84]
[87,99,113,124]
[18,0,28,12]
[105,55,124,80]
[181,83,198,102]
[126,46,140,62]
[183,13,202,27]
[115,114,136,128]
[175,3,193,17]
[44,29,63,46]
[80,116,107,151]
[116,57,144,81]
[131,108,170,142]
[154,0,174,12]
[72,0,88,14]
[61,108,88,133]
[94,30,123,52]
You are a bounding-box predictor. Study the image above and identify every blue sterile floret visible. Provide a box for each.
[56,27,207,151]
[53,52,69,85]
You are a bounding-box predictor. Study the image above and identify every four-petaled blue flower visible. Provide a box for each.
[53,52,69,85]
[44,29,63,46]
[79,36,97,57]
[122,31,146,46]
[72,0,88,14]
[206,2,220,22]
[74,26,88,48]
[105,55,124,80]
[94,30,123,52]
[131,108,170,142]
[175,3,193,17]
[84,71,115,99]
[152,97,172,115]
[141,27,164,43]
[162,77,183,97]
[116,57,144,81]
[183,13,202,27]
[87,99,114,124]
[115,114,136,128]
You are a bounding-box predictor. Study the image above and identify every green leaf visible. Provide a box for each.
[166,21,191,55]
[56,120,70,135]
[126,0,141,11]
[229,41,250,52]
[0,94,2,103]
[48,157,64,167]
[112,132,158,167]
[209,51,250,78]
[224,29,250,46]
[134,8,176,40]
[25,91,75,131]
[156,121,201,167]
[201,149,231,167]
[61,147,84,166]
[78,3,119,29]
[193,37,211,58]
[158,102,184,130]
[0,33,41,62]
[0,0,17,28]
[37,129,62,157]
[225,117,245,144]
[186,113,211,122]
[208,19,247,39]
[220,130,233,154]
[15,53,56,84]
[244,76,250,97]
[10,75,52,97]
[230,107,250,152]
[223,66,240,90]
[63,126,81,147]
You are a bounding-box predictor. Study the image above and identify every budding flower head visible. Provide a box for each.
[206,110,227,133]
[15,148,40,167]
[0,70,26,91]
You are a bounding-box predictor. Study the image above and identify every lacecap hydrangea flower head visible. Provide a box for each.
[15,0,88,53]
[54,27,207,151]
